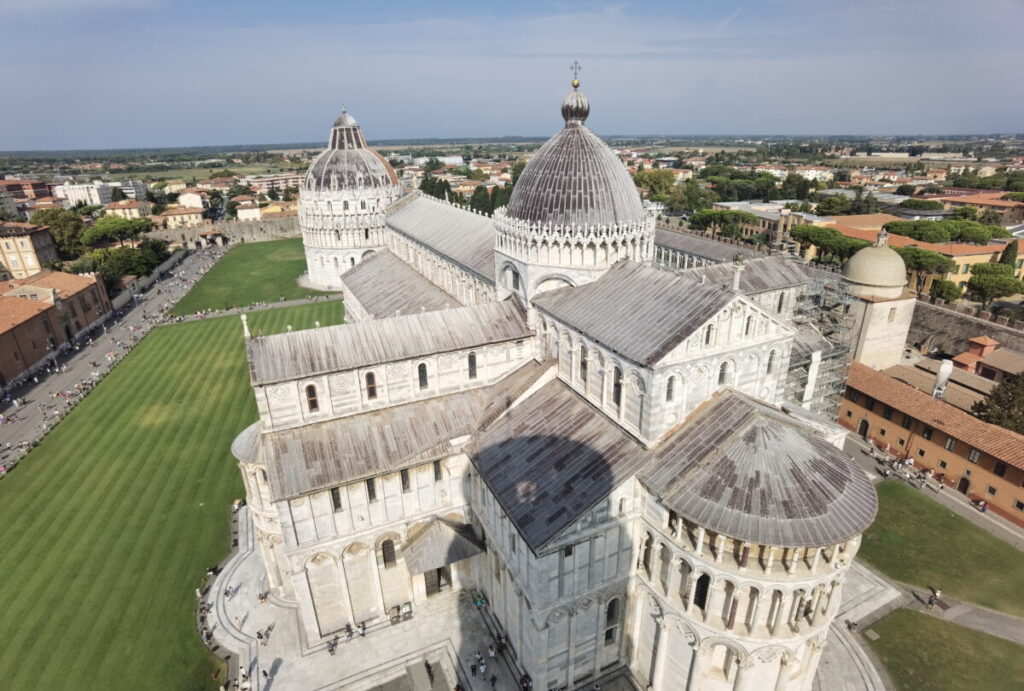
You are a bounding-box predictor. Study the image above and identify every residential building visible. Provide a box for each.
[713,200,830,246]
[159,207,205,229]
[236,202,262,221]
[177,188,209,209]
[196,176,237,192]
[242,172,304,193]
[104,199,152,220]
[163,180,188,194]
[951,337,1024,383]
[0,179,50,200]
[0,270,111,389]
[840,361,1024,527]
[0,221,59,279]
[0,190,18,220]
[54,181,113,206]
[935,191,1024,226]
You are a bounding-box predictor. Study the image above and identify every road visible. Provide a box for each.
[0,247,227,471]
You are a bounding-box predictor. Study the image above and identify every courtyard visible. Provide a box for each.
[0,302,343,691]
[171,238,333,316]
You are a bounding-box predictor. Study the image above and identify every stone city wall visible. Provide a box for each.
[908,297,1024,354]
[150,216,299,248]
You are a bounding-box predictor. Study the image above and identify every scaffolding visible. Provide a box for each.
[783,262,857,419]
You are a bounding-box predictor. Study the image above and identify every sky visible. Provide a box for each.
[0,0,1021,150]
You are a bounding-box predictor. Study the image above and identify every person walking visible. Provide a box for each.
[490,674,498,688]
[470,663,477,678]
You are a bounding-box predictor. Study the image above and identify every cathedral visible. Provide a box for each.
[231,78,882,691]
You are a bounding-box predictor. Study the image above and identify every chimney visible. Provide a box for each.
[932,359,954,399]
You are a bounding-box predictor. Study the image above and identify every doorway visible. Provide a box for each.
[424,565,451,597]
[857,419,869,439]
[956,477,970,494]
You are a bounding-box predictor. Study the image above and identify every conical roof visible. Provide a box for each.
[304,107,398,193]
[505,81,645,227]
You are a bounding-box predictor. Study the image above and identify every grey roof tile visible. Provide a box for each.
[386,194,496,281]
[341,250,461,318]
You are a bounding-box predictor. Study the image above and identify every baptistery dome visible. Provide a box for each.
[303,108,399,193]
[505,84,645,227]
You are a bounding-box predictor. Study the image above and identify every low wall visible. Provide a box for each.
[150,216,299,247]
[908,297,1024,354]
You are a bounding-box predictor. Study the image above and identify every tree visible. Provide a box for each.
[667,179,717,213]
[469,186,491,215]
[110,187,126,202]
[226,184,253,198]
[688,210,758,238]
[898,198,944,210]
[266,188,280,201]
[966,263,1023,309]
[849,187,879,214]
[896,183,917,196]
[423,157,444,173]
[979,208,1002,226]
[30,208,87,259]
[82,216,152,247]
[634,169,676,197]
[929,279,961,303]
[972,372,1024,434]
[999,240,1019,268]
[815,195,852,216]
[893,247,956,293]
[511,160,527,185]
[950,206,977,220]
[491,185,513,210]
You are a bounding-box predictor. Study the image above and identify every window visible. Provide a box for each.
[888,307,897,322]
[744,316,753,336]
[400,468,410,492]
[381,540,396,568]
[939,460,948,469]
[1014,500,1024,512]
[365,372,377,399]
[305,384,319,412]
[865,397,875,412]
[363,228,369,240]
[718,362,729,386]
[994,461,1008,478]
[468,352,477,380]
[898,438,905,446]
[668,510,679,536]
[433,460,443,482]
[968,448,980,463]
[343,201,349,211]
[849,391,860,404]
[666,375,675,402]
[366,478,377,502]
[418,363,428,389]
[564,545,573,557]
[901,414,912,430]
[604,598,620,646]
[879,428,886,437]
[776,293,785,314]
[882,405,893,420]
[986,486,997,496]
[512,270,520,291]
[704,324,715,346]
[944,437,956,451]
[360,200,366,210]
[767,350,776,375]
[579,346,588,385]
[922,426,933,441]
[612,367,623,410]
[918,449,925,457]
[330,487,343,512]
[846,410,852,418]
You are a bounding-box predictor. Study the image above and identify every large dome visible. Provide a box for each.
[505,83,645,227]
[304,108,398,193]
[843,231,907,288]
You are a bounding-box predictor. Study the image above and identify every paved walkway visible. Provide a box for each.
[0,248,225,465]
[896,583,1024,645]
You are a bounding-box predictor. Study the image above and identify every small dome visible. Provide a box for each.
[304,107,398,193]
[843,235,907,288]
[505,81,644,228]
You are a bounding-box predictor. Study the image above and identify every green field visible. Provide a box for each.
[859,481,1024,617]
[867,610,1024,691]
[108,165,301,182]
[171,238,333,316]
[0,302,343,691]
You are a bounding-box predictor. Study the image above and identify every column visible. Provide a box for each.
[686,575,699,616]
[809,587,824,625]
[666,557,683,604]
[734,657,757,691]
[802,640,826,689]
[810,547,821,573]
[686,644,710,690]
[746,590,761,634]
[786,548,798,574]
[694,527,706,556]
[765,547,776,575]
[714,535,725,563]
[774,656,793,691]
[566,609,576,683]
[651,619,670,690]
[706,580,727,624]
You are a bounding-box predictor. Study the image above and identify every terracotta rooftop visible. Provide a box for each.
[0,221,48,237]
[970,336,999,347]
[4,270,98,299]
[160,207,204,216]
[0,295,50,332]
[847,361,1024,470]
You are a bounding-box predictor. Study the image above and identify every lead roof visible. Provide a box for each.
[341,250,461,318]
[532,261,736,366]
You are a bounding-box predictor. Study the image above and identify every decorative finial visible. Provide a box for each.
[570,60,582,89]
[876,229,889,248]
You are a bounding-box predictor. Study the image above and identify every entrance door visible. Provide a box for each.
[424,565,451,597]
[956,477,970,494]
[857,420,869,439]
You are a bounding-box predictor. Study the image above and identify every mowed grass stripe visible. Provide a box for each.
[0,302,343,690]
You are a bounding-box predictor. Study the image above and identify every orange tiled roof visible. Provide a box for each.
[0,295,51,332]
[160,207,204,216]
[5,270,97,299]
[952,352,982,367]
[846,361,1024,470]
[970,336,999,347]
[825,213,903,230]
[937,191,1024,209]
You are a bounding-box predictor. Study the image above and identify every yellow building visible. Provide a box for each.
[0,221,59,279]
[159,207,205,229]
[104,200,152,220]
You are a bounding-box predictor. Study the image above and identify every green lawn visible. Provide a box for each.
[867,610,1024,691]
[108,165,300,182]
[171,238,333,316]
[0,302,343,691]
[859,481,1024,617]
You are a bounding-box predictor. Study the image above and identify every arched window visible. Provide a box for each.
[418,363,428,389]
[705,324,715,346]
[360,200,366,210]
[641,533,653,577]
[579,346,588,386]
[334,230,340,242]
[305,384,319,412]
[767,350,777,374]
[718,361,730,386]
[350,257,356,267]
[467,352,477,380]
[365,372,377,399]
[777,292,785,314]
[381,539,396,569]
[343,200,349,211]
[744,316,753,336]
[604,598,620,645]
[694,573,711,611]
[363,228,369,240]
[666,375,675,402]
[612,366,623,411]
